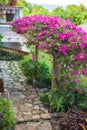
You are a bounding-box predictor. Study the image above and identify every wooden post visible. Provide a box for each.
[33,45,38,87]
[50,55,59,112]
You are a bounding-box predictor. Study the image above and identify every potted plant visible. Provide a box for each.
[6,0,18,22]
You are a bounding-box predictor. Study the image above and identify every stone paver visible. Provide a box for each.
[0,61,52,130]
[15,121,52,130]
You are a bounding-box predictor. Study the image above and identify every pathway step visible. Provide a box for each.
[0,61,52,129]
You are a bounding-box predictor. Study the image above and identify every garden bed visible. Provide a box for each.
[50,110,87,130]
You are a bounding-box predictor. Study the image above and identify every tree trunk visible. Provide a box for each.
[52,55,58,90]
[50,54,59,112]
[33,45,38,87]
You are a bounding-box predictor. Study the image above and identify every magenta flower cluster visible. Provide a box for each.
[12,15,87,80]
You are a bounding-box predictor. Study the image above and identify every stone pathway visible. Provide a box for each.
[0,61,52,130]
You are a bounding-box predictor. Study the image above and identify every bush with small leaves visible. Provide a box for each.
[0,98,16,129]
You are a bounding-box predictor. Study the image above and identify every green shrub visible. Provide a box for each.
[0,34,3,42]
[40,93,50,107]
[20,55,52,88]
[0,97,16,129]
[40,92,64,112]
[81,75,87,87]
[40,77,87,112]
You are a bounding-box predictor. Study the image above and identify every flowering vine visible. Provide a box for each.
[12,15,87,110]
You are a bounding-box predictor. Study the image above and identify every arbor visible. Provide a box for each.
[12,15,87,111]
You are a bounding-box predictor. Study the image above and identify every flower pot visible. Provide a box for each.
[6,13,14,22]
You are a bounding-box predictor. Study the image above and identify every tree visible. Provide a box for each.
[18,0,32,16]
[31,4,49,15]
[12,15,87,111]
[52,4,87,25]
[51,6,65,17]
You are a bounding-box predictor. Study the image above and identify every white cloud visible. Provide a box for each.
[25,0,87,5]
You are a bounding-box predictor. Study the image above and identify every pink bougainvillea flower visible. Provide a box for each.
[71,44,77,49]
[80,42,86,49]
[81,68,87,75]
[32,56,35,60]
[11,14,87,90]
[76,86,79,91]
[71,71,78,75]
[74,52,86,60]
[76,78,81,84]
[58,44,69,55]
[68,62,73,67]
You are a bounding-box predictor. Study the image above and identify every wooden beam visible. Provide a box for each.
[0,47,28,56]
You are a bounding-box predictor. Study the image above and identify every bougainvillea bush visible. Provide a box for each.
[12,15,87,111]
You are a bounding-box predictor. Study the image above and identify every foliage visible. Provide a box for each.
[0,97,16,129]
[31,4,49,15]
[18,0,49,16]
[40,92,50,107]
[12,15,87,77]
[81,75,87,86]
[50,93,64,112]
[12,15,87,111]
[20,55,52,87]
[0,34,3,48]
[60,109,87,130]
[40,75,87,112]
[0,50,22,60]
[0,34,3,42]
[18,0,32,16]
[52,4,87,25]
[17,0,87,26]
[9,0,87,25]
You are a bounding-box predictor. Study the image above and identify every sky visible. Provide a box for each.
[25,0,87,6]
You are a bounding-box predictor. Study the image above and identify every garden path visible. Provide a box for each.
[0,61,52,130]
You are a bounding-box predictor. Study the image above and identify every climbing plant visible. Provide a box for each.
[12,15,87,111]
